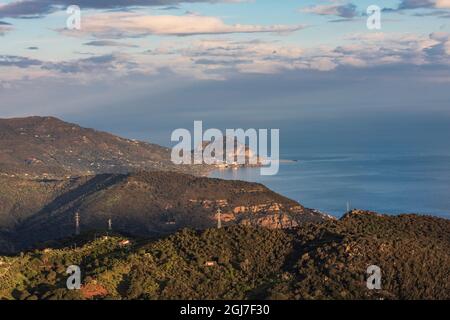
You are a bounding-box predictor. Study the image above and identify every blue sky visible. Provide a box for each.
[0,0,449,150]
[1,0,449,60]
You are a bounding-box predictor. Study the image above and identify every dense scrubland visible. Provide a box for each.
[1,211,448,300]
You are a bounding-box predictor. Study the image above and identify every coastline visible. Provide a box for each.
[209,162,450,219]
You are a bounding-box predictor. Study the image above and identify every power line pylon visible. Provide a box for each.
[217,207,222,229]
[75,212,80,235]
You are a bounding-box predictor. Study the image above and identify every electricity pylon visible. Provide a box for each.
[75,212,80,235]
[217,207,222,229]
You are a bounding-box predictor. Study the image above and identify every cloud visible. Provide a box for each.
[382,0,450,14]
[410,9,450,17]
[396,0,450,9]
[436,0,450,8]
[0,21,12,35]
[0,53,141,85]
[62,12,304,38]
[301,3,358,18]
[1,31,449,84]
[0,1,55,18]
[84,40,139,47]
[398,0,435,9]
[0,0,241,19]
[0,55,42,67]
[41,53,136,74]
[158,6,181,11]
[173,32,447,74]
[338,32,443,65]
[426,32,450,59]
[194,58,250,66]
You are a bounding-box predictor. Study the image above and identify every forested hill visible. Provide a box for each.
[1,211,448,300]
[0,171,325,252]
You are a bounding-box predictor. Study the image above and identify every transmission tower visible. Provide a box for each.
[75,212,80,235]
[217,207,222,229]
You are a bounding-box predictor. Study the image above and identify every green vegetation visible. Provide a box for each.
[1,211,448,300]
[1,170,322,253]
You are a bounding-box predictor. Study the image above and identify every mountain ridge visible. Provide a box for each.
[1,171,327,252]
[0,116,206,177]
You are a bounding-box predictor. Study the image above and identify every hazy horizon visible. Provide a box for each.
[1,1,449,151]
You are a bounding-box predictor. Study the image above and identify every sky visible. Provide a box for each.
[0,0,450,152]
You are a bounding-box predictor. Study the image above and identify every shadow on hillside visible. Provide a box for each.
[12,174,129,250]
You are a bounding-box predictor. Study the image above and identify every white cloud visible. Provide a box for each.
[64,12,304,38]
[2,31,450,85]
[300,3,358,18]
[0,0,249,19]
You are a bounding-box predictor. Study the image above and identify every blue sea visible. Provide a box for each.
[210,151,450,218]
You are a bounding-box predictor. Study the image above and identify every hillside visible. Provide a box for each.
[0,212,448,300]
[0,171,325,252]
[0,116,204,177]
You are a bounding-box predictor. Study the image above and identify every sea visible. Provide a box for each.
[210,149,450,219]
